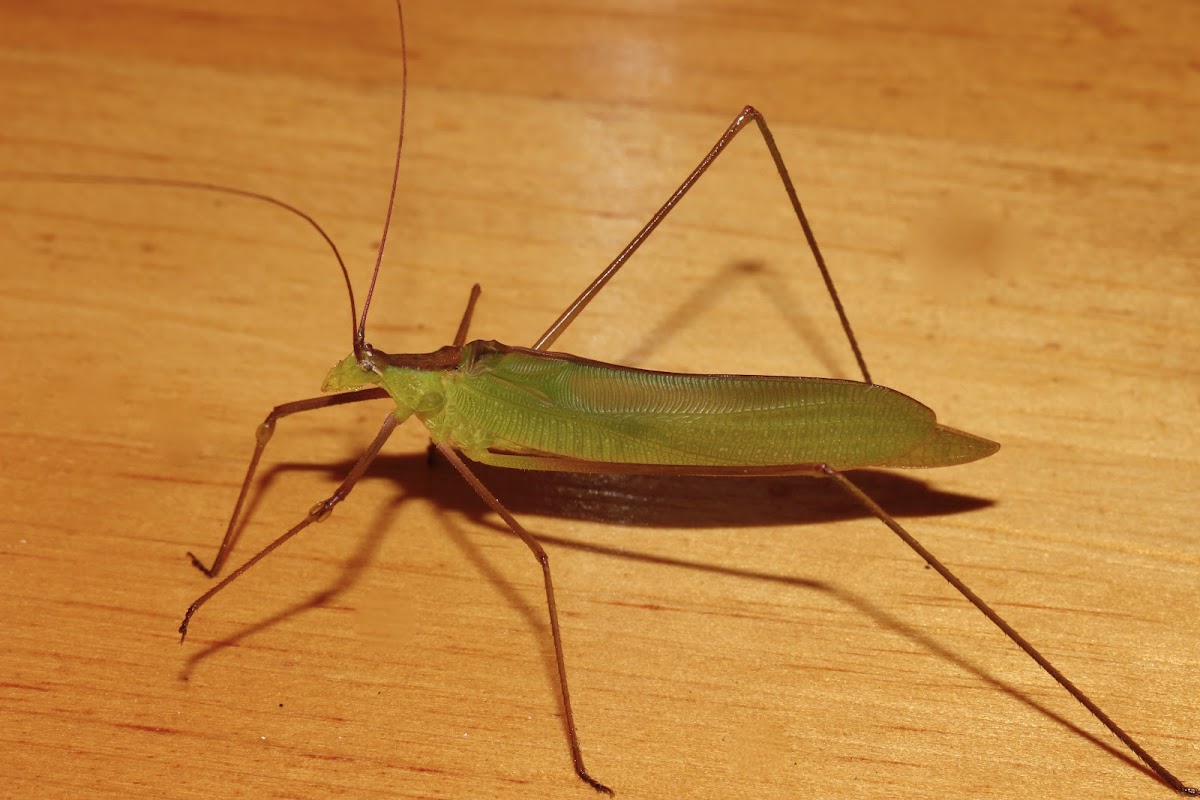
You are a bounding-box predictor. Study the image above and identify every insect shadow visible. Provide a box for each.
[615,258,854,380]
[176,452,1150,782]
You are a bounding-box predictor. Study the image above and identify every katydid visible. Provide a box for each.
[15,1,1191,796]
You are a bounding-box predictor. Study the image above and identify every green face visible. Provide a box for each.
[321,352,380,393]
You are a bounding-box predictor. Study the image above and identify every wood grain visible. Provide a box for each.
[1,1,1197,798]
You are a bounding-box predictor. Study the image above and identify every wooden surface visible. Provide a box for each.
[1,1,1197,797]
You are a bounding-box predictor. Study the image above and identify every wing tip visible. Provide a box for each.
[877,424,1000,468]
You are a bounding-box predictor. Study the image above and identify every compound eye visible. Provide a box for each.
[357,343,377,372]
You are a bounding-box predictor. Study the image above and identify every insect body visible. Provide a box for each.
[159,2,1194,797]
[177,141,1197,791]
[323,340,1000,472]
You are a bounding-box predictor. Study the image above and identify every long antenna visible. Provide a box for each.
[355,0,409,357]
[1,172,356,341]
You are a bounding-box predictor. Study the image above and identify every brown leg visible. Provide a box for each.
[179,412,401,643]
[190,388,390,578]
[470,450,1197,794]
[818,465,1197,796]
[434,443,613,795]
[532,106,871,384]
[453,283,483,346]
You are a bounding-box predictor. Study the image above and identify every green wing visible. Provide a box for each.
[434,342,996,470]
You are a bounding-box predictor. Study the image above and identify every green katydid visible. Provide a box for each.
[14,1,1191,796]
[168,3,1197,794]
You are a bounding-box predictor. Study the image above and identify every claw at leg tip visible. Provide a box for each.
[584,776,613,796]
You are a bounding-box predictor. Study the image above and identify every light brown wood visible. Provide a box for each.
[1,1,1197,797]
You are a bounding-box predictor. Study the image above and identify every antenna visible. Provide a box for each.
[1,173,357,342]
[355,0,409,358]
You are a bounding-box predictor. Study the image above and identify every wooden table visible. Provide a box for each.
[2,2,1197,798]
